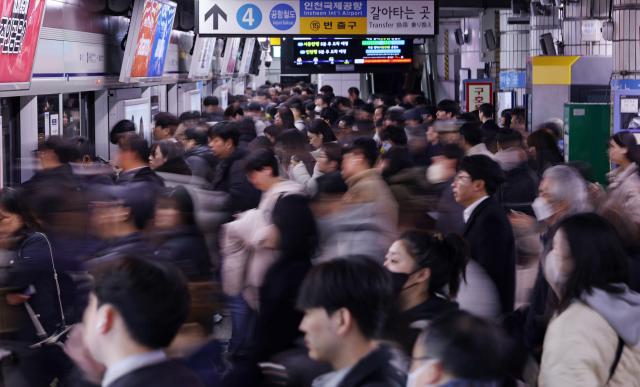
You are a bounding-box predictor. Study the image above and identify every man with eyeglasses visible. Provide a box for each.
[452,155,515,315]
[408,310,509,387]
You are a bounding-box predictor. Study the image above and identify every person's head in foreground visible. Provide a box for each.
[409,309,509,387]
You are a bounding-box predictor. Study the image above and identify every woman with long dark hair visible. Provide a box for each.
[306,119,337,151]
[149,140,192,176]
[274,105,296,131]
[152,186,211,281]
[526,127,563,178]
[604,131,640,226]
[538,213,640,386]
[383,231,468,353]
[274,129,315,179]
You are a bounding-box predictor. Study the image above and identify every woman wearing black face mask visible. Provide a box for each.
[383,231,468,354]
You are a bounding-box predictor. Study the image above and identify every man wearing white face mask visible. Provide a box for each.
[509,165,592,360]
[408,310,508,387]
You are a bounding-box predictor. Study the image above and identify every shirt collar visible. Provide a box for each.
[102,350,167,387]
[463,196,489,223]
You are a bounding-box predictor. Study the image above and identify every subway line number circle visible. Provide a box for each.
[237,4,262,30]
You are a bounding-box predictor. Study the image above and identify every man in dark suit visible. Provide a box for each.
[66,256,204,387]
[453,155,516,314]
[114,133,164,187]
[297,258,406,387]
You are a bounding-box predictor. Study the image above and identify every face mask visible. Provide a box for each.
[314,105,323,113]
[426,163,449,184]
[375,119,384,128]
[531,197,556,221]
[382,141,392,153]
[543,251,569,296]
[406,360,436,387]
[389,271,410,295]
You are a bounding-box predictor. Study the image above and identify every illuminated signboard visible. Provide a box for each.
[120,0,177,83]
[282,36,412,74]
[0,0,47,91]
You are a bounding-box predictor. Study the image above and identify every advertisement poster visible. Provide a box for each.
[148,2,176,77]
[130,0,160,77]
[225,37,240,75]
[124,100,152,143]
[0,0,47,88]
[50,114,59,136]
[188,37,216,79]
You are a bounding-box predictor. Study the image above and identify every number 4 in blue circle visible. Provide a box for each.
[237,4,262,30]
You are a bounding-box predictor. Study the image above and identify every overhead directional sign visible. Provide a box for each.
[196,0,438,37]
[204,4,227,30]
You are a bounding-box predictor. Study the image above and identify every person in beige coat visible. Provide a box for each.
[341,138,398,252]
[604,131,640,226]
[538,213,640,387]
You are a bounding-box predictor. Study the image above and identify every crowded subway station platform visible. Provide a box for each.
[1,0,640,386]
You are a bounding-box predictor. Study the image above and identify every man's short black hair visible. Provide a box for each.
[438,143,465,162]
[203,96,219,107]
[110,119,136,145]
[385,109,405,125]
[478,103,494,119]
[339,114,355,128]
[381,125,408,146]
[333,96,352,109]
[319,85,334,95]
[436,99,460,116]
[497,129,523,149]
[184,127,209,146]
[118,133,150,162]
[316,94,333,106]
[208,122,240,147]
[39,136,81,163]
[92,256,190,349]
[296,257,393,339]
[224,106,244,119]
[315,172,348,196]
[458,155,505,195]
[348,87,360,96]
[344,137,379,168]
[179,111,201,123]
[154,112,179,130]
[420,310,510,380]
[460,122,483,147]
[244,148,279,177]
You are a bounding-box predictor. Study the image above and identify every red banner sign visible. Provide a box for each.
[0,0,47,85]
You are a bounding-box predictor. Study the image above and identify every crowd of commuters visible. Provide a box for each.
[0,82,639,387]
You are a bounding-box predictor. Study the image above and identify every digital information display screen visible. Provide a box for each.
[282,36,412,74]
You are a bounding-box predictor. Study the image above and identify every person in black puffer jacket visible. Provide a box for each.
[183,127,216,182]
